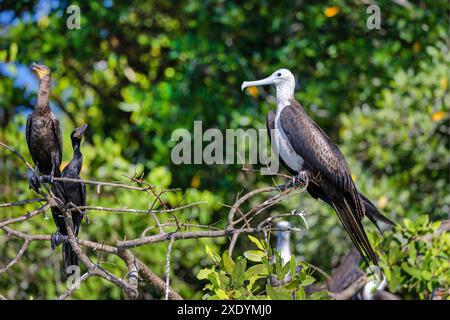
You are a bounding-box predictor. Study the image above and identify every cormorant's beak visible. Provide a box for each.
[31,62,48,78]
[241,74,276,91]
[73,124,88,139]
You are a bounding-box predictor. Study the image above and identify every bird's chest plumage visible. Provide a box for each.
[28,114,59,173]
[274,112,304,172]
[29,116,52,144]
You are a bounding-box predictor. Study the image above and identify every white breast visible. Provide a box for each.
[274,112,304,172]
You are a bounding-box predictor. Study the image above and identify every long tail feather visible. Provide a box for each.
[359,193,396,231]
[62,241,79,279]
[331,193,378,266]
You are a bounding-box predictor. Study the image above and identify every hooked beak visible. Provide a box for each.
[31,62,48,78]
[241,74,276,92]
[73,124,88,139]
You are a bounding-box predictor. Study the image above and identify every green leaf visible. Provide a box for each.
[197,268,213,280]
[218,273,230,286]
[296,287,306,300]
[309,291,329,300]
[286,279,301,290]
[206,245,220,264]
[277,288,293,300]
[280,260,291,279]
[231,257,247,289]
[289,256,297,277]
[274,251,283,275]
[422,270,432,281]
[222,251,235,275]
[248,235,265,250]
[246,276,258,291]
[408,243,416,264]
[301,275,316,287]
[207,272,221,289]
[265,284,278,300]
[205,245,214,261]
[244,264,267,278]
[403,219,414,232]
[243,250,266,262]
[9,43,18,62]
[215,289,229,300]
[0,50,7,62]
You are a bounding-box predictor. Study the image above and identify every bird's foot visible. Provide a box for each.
[289,171,309,188]
[51,232,68,251]
[27,167,41,192]
[288,171,309,189]
[275,172,309,191]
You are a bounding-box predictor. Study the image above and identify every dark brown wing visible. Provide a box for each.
[51,114,63,167]
[26,114,32,148]
[280,102,365,219]
[279,102,353,192]
[280,101,378,265]
[25,113,39,167]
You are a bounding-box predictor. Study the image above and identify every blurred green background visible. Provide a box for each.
[0,0,448,299]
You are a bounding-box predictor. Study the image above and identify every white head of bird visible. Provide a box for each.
[241,68,296,110]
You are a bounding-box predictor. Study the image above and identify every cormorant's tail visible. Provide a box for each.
[331,192,379,267]
[62,241,79,278]
[359,193,396,233]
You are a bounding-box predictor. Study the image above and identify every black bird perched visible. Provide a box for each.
[26,63,62,191]
[242,69,395,266]
[51,124,87,278]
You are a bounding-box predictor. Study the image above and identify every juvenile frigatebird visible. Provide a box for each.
[242,69,394,266]
[51,124,87,278]
[26,63,62,191]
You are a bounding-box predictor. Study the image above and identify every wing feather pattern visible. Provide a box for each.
[279,100,378,265]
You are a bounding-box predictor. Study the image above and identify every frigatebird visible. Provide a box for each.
[26,63,62,191]
[51,124,87,278]
[242,69,394,266]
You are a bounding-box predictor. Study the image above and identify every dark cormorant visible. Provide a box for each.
[51,124,87,278]
[26,63,62,191]
[242,69,395,266]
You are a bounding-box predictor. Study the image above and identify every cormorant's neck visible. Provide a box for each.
[70,141,83,174]
[275,82,295,113]
[37,78,51,111]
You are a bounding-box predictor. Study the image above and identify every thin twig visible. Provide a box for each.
[165,236,175,300]
[0,198,46,208]
[53,177,155,192]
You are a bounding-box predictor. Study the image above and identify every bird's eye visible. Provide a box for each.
[277,73,281,77]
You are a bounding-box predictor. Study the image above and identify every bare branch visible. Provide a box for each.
[57,272,92,300]
[0,141,34,171]
[0,140,312,300]
[0,198,46,208]
[53,176,155,192]
[0,240,29,275]
[165,237,176,300]
[0,203,51,228]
